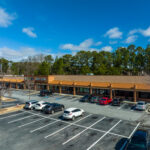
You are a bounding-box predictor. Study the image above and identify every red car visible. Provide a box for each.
[98,97,112,105]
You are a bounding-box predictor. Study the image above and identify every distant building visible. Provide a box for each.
[0,75,150,102]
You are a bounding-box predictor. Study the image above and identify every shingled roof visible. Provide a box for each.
[53,75,150,84]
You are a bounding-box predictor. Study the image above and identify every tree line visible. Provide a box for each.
[1,44,150,76]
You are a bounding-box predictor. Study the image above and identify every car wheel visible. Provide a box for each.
[51,110,54,114]
[81,112,84,117]
[72,116,75,121]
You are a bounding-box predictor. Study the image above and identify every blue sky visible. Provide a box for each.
[0,0,150,61]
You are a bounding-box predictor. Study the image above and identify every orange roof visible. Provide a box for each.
[111,83,135,89]
[136,84,150,91]
[0,78,24,83]
[49,80,150,91]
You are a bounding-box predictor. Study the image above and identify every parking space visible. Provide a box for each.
[0,109,141,150]
[1,100,24,108]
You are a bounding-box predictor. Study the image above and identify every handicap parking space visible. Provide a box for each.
[0,108,141,150]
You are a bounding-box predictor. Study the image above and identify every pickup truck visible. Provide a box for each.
[98,97,112,105]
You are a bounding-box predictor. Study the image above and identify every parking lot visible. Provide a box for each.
[4,89,148,122]
[1,89,150,150]
[0,108,141,150]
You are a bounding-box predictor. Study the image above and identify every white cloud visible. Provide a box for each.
[125,35,138,44]
[104,27,122,39]
[0,47,40,61]
[128,29,139,35]
[101,46,112,52]
[22,27,37,38]
[109,41,118,44]
[60,38,99,51]
[139,27,150,37]
[94,41,102,46]
[0,8,16,27]
[129,26,150,37]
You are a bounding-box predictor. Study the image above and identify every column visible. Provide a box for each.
[110,84,112,99]
[34,84,37,91]
[9,83,11,88]
[16,83,18,89]
[90,82,92,95]
[59,82,62,94]
[73,82,76,95]
[23,83,26,89]
[47,84,50,91]
[133,84,137,102]
[59,85,62,94]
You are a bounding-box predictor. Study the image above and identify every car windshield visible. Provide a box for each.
[44,102,49,104]
[45,105,52,108]
[113,99,119,102]
[64,111,70,114]
[36,104,40,106]
[92,97,97,99]
[101,99,106,101]
[128,137,147,150]
[138,103,144,105]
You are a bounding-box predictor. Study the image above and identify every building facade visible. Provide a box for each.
[0,75,150,102]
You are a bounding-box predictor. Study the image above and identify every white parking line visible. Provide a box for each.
[21,110,128,139]
[62,117,106,145]
[0,111,26,119]
[128,122,140,139]
[44,114,92,139]
[118,103,126,110]
[30,120,59,133]
[8,114,35,123]
[18,118,46,128]
[86,120,122,150]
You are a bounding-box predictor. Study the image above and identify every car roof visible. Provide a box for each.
[27,100,38,102]
[133,129,147,139]
[138,101,145,103]
[65,107,78,111]
[46,103,60,106]
[37,101,45,104]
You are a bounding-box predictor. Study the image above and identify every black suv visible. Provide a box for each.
[112,98,123,106]
[123,129,149,150]
[43,103,65,114]
[80,94,92,102]
[40,90,53,96]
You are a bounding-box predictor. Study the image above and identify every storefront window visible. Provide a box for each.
[139,92,150,99]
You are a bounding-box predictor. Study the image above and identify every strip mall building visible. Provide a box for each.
[0,75,150,102]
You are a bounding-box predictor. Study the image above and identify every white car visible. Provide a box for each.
[135,101,147,111]
[34,101,49,111]
[63,108,84,120]
[24,100,38,110]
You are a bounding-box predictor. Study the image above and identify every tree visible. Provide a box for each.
[52,57,65,74]
[36,61,50,75]
[0,58,9,74]
[62,54,73,74]
[44,55,53,74]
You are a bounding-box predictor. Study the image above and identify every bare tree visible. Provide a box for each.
[0,76,12,109]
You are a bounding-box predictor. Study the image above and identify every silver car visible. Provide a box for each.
[135,101,147,111]
[24,100,38,110]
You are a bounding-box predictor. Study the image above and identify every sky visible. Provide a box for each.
[0,0,150,61]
